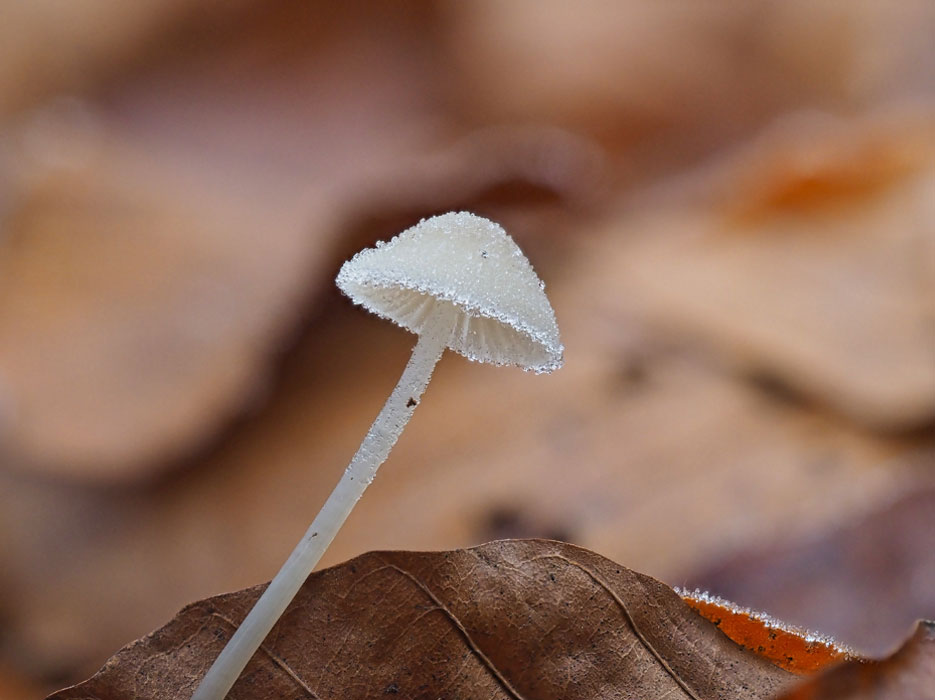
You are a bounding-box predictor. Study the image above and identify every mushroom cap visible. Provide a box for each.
[336,211,563,373]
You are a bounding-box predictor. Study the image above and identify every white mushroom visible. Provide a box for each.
[192,211,562,700]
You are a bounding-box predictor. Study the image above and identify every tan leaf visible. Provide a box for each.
[0,129,319,481]
[604,112,935,430]
[0,1,253,118]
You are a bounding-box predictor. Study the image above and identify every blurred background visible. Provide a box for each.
[1,1,934,696]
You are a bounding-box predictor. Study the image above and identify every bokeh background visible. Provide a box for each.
[2,2,935,696]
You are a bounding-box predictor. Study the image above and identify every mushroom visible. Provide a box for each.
[192,211,563,699]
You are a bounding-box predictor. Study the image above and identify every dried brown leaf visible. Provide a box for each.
[0,1,253,118]
[0,2,451,483]
[605,112,935,430]
[775,621,935,700]
[0,129,319,481]
[48,540,796,700]
[718,111,935,222]
[686,484,935,657]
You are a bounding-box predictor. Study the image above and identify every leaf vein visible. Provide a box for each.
[532,554,702,700]
[375,557,530,700]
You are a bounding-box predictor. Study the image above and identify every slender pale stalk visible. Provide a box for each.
[192,304,454,700]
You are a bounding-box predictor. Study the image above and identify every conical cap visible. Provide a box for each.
[336,212,562,373]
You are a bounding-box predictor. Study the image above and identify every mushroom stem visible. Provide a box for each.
[192,303,455,700]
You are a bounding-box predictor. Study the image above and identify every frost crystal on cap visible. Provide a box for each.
[336,211,563,372]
